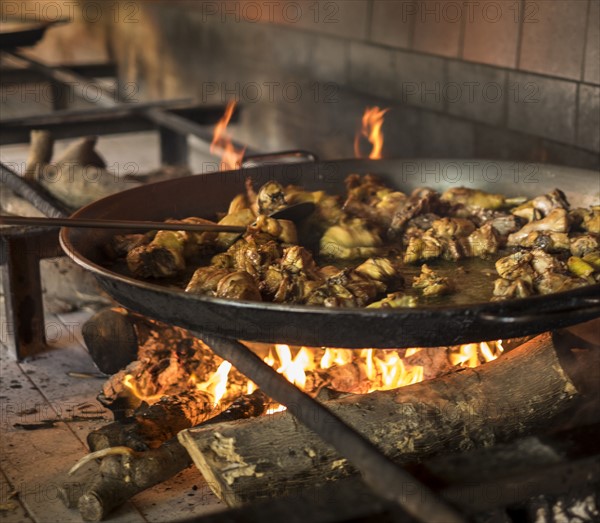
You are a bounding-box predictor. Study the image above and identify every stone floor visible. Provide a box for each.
[0,310,225,523]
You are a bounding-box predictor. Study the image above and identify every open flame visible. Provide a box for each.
[210,100,246,171]
[354,106,390,159]
[123,340,504,412]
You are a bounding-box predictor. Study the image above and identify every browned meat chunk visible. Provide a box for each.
[412,264,454,296]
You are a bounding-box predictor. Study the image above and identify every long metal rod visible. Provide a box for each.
[0,162,69,218]
[198,333,468,523]
[0,215,245,233]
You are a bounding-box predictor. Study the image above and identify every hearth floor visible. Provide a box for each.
[0,310,225,523]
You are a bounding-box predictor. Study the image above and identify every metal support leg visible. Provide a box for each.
[159,126,188,166]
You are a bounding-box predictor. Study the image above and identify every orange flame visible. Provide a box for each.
[123,340,505,412]
[354,106,390,159]
[210,100,246,171]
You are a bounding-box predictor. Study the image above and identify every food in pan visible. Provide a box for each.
[108,175,600,308]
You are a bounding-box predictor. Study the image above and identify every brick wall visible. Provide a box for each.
[6,1,599,168]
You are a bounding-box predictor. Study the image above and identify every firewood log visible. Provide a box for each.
[74,390,269,521]
[178,333,596,507]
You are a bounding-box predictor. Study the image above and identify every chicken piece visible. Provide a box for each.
[389,187,440,236]
[249,216,298,244]
[412,264,454,296]
[227,192,251,215]
[495,251,535,283]
[512,189,569,219]
[256,180,287,215]
[227,236,282,278]
[126,230,186,278]
[403,231,443,264]
[570,234,599,257]
[285,186,342,227]
[507,208,569,245]
[185,266,232,295]
[280,245,320,278]
[216,208,256,250]
[306,269,386,308]
[583,206,600,234]
[215,271,262,301]
[320,218,383,260]
[465,222,500,258]
[108,232,154,259]
[489,214,524,238]
[354,257,403,286]
[535,273,587,295]
[406,213,441,232]
[367,292,417,308]
[263,268,323,303]
[512,206,542,223]
[431,217,476,238]
[440,238,465,261]
[529,248,566,275]
[511,231,570,252]
[440,187,506,210]
[492,278,534,300]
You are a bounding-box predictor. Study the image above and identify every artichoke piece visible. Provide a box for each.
[320,218,383,260]
[431,217,475,238]
[582,251,600,269]
[507,208,569,246]
[367,292,417,308]
[570,234,600,257]
[215,271,262,301]
[126,230,186,279]
[186,267,232,295]
[567,256,595,278]
[412,264,454,296]
[440,187,506,210]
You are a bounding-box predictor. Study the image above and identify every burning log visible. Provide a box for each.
[72,390,268,521]
[178,333,597,506]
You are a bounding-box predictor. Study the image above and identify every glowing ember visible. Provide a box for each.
[210,100,246,170]
[354,106,390,159]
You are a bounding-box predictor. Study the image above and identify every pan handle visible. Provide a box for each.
[242,150,318,168]
[478,297,600,324]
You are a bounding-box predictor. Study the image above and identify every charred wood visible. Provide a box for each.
[179,333,594,507]
[75,390,268,521]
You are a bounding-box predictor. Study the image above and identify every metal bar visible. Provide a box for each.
[0,215,246,233]
[7,51,117,108]
[0,99,192,127]
[159,126,189,166]
[197,334,467,523]
[3,52,255,159]
[0,162,69,218]
[145,107,261,158]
